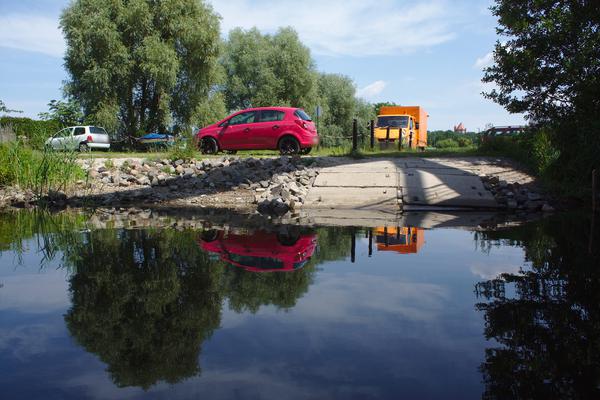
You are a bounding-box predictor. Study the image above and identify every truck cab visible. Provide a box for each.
[374,106,427,150]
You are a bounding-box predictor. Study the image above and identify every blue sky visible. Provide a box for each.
[0,0,525,131]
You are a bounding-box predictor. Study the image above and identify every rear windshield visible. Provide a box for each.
[294,109,312,121]
[90,126,108,135]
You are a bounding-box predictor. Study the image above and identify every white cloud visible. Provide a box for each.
[474,52,493,69]
[0,14,65,57]
[213,0,459,57]
[355,80,386,99]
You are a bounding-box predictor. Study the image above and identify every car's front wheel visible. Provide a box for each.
[200,137,219,154]
[278,136,300,155]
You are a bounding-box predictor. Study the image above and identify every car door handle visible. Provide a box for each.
[244,128,250,133]
[273,125,279,129]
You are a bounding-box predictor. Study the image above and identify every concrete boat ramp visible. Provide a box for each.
[304,157,503,212]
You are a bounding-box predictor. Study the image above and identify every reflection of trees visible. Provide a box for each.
[475,214,600,399]
[1,211,357,390]
[222,263,314,312]
[64,229,223,389]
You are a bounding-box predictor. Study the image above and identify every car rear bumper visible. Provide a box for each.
[88,143,110,149]
[299,135,319,147]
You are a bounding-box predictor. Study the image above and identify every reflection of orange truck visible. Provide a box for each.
[374,106,428,149]
[375,226,424,254]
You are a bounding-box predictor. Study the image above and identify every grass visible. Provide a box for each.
[1,140,85,195]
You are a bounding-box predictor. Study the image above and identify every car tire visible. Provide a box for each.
[79,142,89,152]
[201,230,219,242]
[300,147,312,155]
[278,136,300,155]
[200,137,219,154]
[277,230,300,246]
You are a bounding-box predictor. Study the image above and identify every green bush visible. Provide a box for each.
[457,137,473,147]
[479,128,560,178]
[168,131,197,161]
[436,138,460,148]
[0,117,61,149]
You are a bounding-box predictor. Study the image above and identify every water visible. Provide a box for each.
[0,210,598,399]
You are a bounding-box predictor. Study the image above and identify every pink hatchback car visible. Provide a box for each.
[196,107,319,155]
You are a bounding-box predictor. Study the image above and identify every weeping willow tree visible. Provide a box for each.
[60,0,224,135]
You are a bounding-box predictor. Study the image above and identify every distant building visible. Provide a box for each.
[453,122,467,133]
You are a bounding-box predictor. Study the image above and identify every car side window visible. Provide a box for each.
[228,112,257,126]
[258,110,285,122]
[73,127,86,136]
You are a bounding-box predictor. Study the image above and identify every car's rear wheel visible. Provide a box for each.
[79,142,89,152]
[200,137,219,154]
[278,136,300,155]
[300,147,312,155]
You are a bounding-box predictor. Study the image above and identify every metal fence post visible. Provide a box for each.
[370,120,375,149]
[593,169,597,213]
[352,118,358,151]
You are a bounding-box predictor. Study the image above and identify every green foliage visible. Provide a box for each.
[435,138,460,148]
[168,130,197,161]
[192,91,227,128]
[38,99,84,126]
[0,139,84,193]
[484,0,600,189]
[479,128,560,179]
[61,0,223,136]
[456,137,473,147]
[222,27,317,113]
[428,130,480,147]
[0,117,60,149]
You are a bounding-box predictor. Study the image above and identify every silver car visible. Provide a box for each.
[46,126,111,151]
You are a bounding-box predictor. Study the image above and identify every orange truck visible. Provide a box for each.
[374,106,428,150]
[374,226,424,254]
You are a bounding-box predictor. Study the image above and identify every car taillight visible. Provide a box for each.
[87,135,93,142]
[295,120,308,130]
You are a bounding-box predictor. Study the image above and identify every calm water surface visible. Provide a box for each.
[0,211,598,399]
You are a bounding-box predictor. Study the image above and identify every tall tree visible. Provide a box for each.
[483,0,600,182]
[60,0,223,135]
[222,27,317,112]
[317,73,356,133]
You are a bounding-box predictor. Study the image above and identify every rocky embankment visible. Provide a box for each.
[481,175,554,212]
[0,156,322,215]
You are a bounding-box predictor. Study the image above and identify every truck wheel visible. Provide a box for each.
[278,136,300,155]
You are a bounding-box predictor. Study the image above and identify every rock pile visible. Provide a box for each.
[481,175,554,212]
[82,155,319,213]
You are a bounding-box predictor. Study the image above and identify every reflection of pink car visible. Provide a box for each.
[198,230,318,272]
